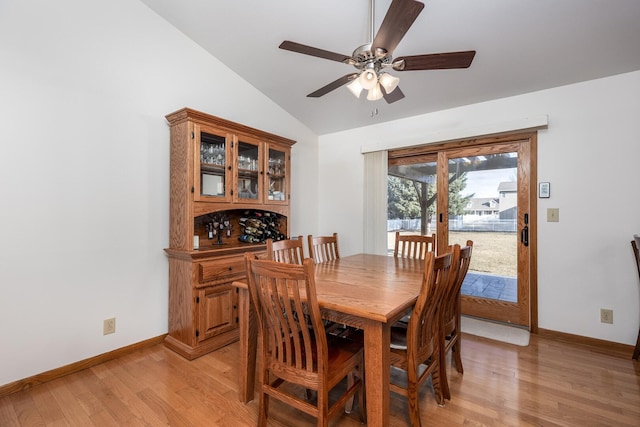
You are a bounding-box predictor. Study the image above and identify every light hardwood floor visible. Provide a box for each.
[1,333,639,426]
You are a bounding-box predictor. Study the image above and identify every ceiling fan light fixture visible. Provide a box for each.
[346,77,364,98]
[279,0,474,105]
[366,83,383,101]
[378,72,400,94]
[359,68,378,90]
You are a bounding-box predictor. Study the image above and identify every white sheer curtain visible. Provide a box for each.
[363,150,388,255]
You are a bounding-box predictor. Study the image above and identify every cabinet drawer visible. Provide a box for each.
[198,257,246,283]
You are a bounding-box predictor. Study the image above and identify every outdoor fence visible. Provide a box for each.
[388,217,517,233]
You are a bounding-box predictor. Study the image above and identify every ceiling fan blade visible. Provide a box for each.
[382,86,405,104]
[371,0,424,56]
[279,40,351,63]
[307,73,359,98]
[395,51,476,71]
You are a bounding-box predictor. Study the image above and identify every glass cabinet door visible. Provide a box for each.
[267,145,288,204]
[235,138,261,203]
[196,129,230,201]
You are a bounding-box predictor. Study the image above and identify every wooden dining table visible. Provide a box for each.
[233,253,425,427]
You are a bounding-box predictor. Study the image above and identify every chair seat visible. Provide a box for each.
[270,333,364,389]
[325,334,364,362]
[326,337,365,388]
[390,325,408,350]
[274,332,362,368]
[389,327,437,368]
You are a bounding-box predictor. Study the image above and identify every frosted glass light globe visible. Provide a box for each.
[379,73,400,94]
[358,69,378,90]
[366,84,383,101]
[347,78,364,98]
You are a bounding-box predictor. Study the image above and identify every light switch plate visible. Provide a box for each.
[547,208,559,222]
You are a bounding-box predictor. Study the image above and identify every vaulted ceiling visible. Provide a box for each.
[140,0,640,135]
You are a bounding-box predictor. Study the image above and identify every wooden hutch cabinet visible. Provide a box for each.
[164,108,295,359]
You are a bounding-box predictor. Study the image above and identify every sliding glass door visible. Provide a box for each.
[388,134,536,328]
[440,142,531,326]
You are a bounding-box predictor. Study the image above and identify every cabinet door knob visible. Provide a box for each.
[228,267,233,271]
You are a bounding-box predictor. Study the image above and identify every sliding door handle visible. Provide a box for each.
[520,225,529,247]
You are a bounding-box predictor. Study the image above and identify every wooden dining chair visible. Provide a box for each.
[307,232,360,338]
[307,233,340,264]
[265,235,313,333]
[632,237,640,360]
[389,251,453,427]
[392,231,438,325]
[440,240,473,400]
[266,235,305,265]
[394,231,436,259]
[244,254,366,426]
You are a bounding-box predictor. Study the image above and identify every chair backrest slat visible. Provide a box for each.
[307,233,340,264]
[245,255,325,375]
[394,232,436,259]
[266,236,305,265]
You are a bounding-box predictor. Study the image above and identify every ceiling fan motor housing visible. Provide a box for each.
[348,43,392,72]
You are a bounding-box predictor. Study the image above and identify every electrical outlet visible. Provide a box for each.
[103,317,116,335]
[600,309,613,324]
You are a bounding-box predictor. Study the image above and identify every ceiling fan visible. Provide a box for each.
[279,0,476,103]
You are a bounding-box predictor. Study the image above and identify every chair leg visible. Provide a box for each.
[317,392,329,427]
[452,339,464,374]
[345,372,355,413]
[406,367,423,427]
[431,361,445,407]
[633,328,640,360]
[258,365,270,427]
[346,366,366,421]
[454,309,464,374]
[357,367,367,423]
[439,352,451,401]
[440,337,463,402]
[258,390,268,427]
[439,334,453,401]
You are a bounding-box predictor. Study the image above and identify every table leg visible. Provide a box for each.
[363,320,390,427]
[238,287,257,402]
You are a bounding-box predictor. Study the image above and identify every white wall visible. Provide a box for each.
[0,0,318,386]
[318,70,640,346]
